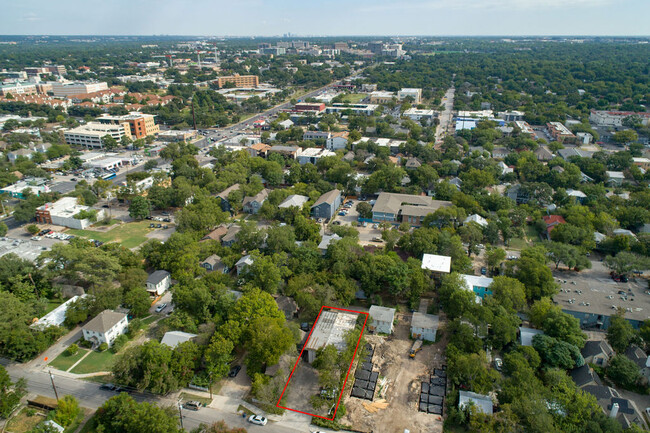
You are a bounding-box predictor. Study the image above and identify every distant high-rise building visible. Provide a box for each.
[334,42,348,51]
[368,41,384,54]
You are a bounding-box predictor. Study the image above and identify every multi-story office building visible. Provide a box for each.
[0,82,37,96]
[214,74,259,88]
[64,122,131,149]
[51,81,108,97]
[97,112,159,139]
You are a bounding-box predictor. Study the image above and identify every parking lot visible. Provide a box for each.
[329,198,384,246]
[0,236,54,262]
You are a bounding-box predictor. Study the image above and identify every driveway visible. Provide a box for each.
[218,364,252,399]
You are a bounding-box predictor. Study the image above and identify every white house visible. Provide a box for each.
[411,312,439,342]
[368,305,396,334]
[82,310,128,347]
[236,254,254,275]
[146,270,171,296]
[464,214,488,227]
[421,254,451,274]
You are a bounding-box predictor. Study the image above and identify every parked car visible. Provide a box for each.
[332,221,341,225]
[150,223,155,228]
[183,401,201,411]
[155,303,167,313]
[248,415,267,426]
[228,365,242,377]
[156,224,162,228]
[480,267,487,275]
[338,211,346,216]
[99,383,117,391]
[494,358,503,371]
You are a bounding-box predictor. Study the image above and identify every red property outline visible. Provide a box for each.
[276,305,368,420]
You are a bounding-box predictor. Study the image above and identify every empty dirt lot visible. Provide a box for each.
[340,313,446,433]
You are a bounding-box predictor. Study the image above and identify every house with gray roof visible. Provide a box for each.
[278,194,309,209]
[458,391,493,415]
[371,192,451,227]
[146,270,171,296]
[200,254,227,273]
[311,189,341,220]
[411,312,439,342]
[243,189,269,214]
[215,183,240,212]
[368,305,396,334]
[581,340,614,367]
[82,310,128,347]
[161,331,197,349]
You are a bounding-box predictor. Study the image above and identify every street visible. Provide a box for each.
[435,85,455,145]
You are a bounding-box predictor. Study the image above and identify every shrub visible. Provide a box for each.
[98,343,108,352]
[111,334,128,354]
[66,344,79,356]
[79,339,92,348]
[26,224,40,235]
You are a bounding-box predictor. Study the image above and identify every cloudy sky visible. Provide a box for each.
[1,0,648,36]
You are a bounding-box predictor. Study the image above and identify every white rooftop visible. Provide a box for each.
[31,295,86,330]
[161,331,197,349]
[519,326,544,346]
[421,254,451,273]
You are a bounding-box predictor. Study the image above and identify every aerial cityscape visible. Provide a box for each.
[0,2,650,433]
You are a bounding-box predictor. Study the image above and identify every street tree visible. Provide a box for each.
[128,196,150,220]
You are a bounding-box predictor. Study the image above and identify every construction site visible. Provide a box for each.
[340,311,446,433]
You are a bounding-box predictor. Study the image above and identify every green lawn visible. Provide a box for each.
[508,237,528,250]
[525,225,541,243]
[78,415,99,433]
[70,350,116,374]
[141,315,159,326]
[49,348,89,372]
[340,93,367,103]
[67,220,156,249]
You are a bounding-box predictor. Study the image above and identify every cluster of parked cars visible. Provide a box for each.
[40,231,75,241]
[149,223,168,229]
[337,200,354,216]
[611,272,629,283]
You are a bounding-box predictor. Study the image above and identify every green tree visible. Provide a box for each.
[53,395,80,427]
[532,334,583,369]
[612,130,638,145]
[487,276,526,312]
[605,252,650,276]
[95,393,182,433]
[607,354,641,389]
[0,222,8,237]
[485,246,506,273]
[204,334,234,380]
[102,134,119,150]
[245,316,294,374]
[128,196,150,220]
[26,224,40,235]
[0,365,26,418]
[607,310,637,354]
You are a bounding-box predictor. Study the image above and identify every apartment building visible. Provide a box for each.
[589,110,650,127]
[64,122,131,149]
[0,82,38,96]
[214,74,259,88]
[514,120,535,135]
[50,81,108,97]
[546,121,576,143]
[97,112,159,139]
[371,192,452,226]
[369,91,395,104]
[397,88,422,104]
[294,102,325,113]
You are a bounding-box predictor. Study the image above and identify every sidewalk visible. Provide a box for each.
[29,326,82,371]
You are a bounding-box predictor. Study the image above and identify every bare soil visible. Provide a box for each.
[340,313,446,433]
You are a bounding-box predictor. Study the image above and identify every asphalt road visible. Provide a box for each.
[2,364,309,433]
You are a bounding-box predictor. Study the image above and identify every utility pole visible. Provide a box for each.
[209,371,213,399]
[49,371,59,402]
[177,400,184,430]
[191,97,197,131]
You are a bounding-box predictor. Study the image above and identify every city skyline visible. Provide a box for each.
[1,0,648,37]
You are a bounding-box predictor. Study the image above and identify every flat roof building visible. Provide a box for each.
[397,88,422,104]
[214,74,259,88]
[97,112,159,139]
[304,310,358,363]
[421,254,451,274]
[51,81,108,97]
[64,122,131,149]
[36,196,105,229]
[371,192,452,226]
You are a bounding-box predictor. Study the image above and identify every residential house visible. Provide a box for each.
[326,131,349,151]
[247,142,271,158]
[371,192,452,227]
[82,310,128,347]
[581,340,614,368]
[268,145,300,159]
[458,391,494,415]
[543,214,566,238]
[421,254,451,274]
[221,224,241,247]
[161,331,197,349]
[243,188,269,214]
[235,254,254,275]
[582,384,644,429]
[405,157,422,169]
[7,148,34,163]
[368,305,395,334]
[200,254,227,273]
[460,274,494,302]
[535,146,554,161]
[498,161,514,175]
[146,270,171,296]
[410,312,439,342]
[278,194,309,209]
[491,147,510,159]
[606,171,625,186]
[625,345,650,380]
[571,364,600,388]
[297,147,336,165]
[519,326,544,346]
[311,189,342,220]
[506,184,529,204]
[303,131,331,142]
[464,214,488,227]
[215,183,240,212]
[318,233,342,255]
[275,295,299,320]
[558,148,594,160]
[201,225,228,242]
[567,189,587,204]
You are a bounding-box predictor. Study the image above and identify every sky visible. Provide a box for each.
[1,0,648,37]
